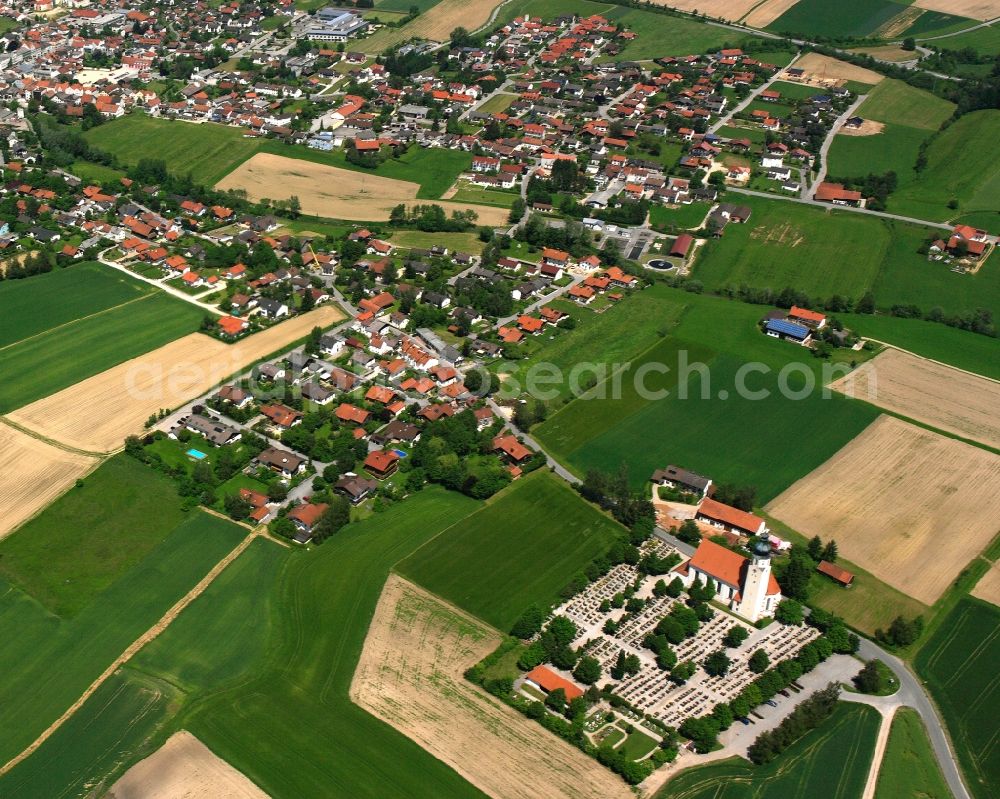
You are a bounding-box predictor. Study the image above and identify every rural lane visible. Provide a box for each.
[811,92,868,192]
[98,250,223,315]
[727,186,956,231]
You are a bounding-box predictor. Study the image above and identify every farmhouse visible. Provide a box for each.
[787,306,826,329]
[651,465,712,497]
[764,317,811,345]
[681,537,780,622]
[814,182,865,208]
[696,497,768,537]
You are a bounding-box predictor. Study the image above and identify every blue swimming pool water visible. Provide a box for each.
[186,448,207,460]
[393,449,408,458]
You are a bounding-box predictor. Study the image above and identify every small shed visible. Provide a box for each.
[817,560,854,587]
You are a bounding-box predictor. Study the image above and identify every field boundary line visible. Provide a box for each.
[0,416,109,458]
[863,340,1000,385]
[0,294,156,354]
[0,526,262,777]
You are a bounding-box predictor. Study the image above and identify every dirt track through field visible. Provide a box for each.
[0,423,99,541]
[766,415,1000,605]
[829,347,1000,449]
[0,528,260,778]
[913,0,1000,21]
[5,306,344,453]
[744,0,801,27]
[217,153,508,225]
[351,575,633,799]
[107,731,268,799]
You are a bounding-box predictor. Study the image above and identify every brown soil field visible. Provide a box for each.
[829,347,1000,449]
[972,561,1000,607]
[107,731,268,799]
[744,0,802,27]
[216,153,508,225]
[838,120,886,136]
[849,45,918,62]
[647,0,763,22]
[6,306,343,453]
[913,0,1000,21]
[351,575,633,799]
[792,53,885,86]
[876,6,925,38]
[0,424,98,541]
[361,0,503,51]
[766,415,1000,605]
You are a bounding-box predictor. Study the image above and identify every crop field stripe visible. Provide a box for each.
[0,293,155,354]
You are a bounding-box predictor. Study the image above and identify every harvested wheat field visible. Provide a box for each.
[362,0,503,51]
[6,307,343,453]
[108,731,268,799]
[829,347,1000,449]
[647,0,762,22]
[792,53,885,86]
[767,415,1000,605]
[972,562,1000,607]
[744,0,802,27]
[914,0,1000,21]
[351,575,632,799]
[849,45,919,62]
[217,153,508,225]
[0,424,98,540]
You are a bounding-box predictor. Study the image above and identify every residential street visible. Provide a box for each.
[707,54,800,135]
[810,93,869,193]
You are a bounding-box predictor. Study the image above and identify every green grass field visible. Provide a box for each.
[398,471,624,630]
[84,114,261,186]
[0,503,246,765]
[377,0,441,10]
[874,708,953,799]
[693,196,890,301]
[502,286,689,403]
[477,93,517,115]
[924,20,1000,54]
[888,111,1000,224]
[0,456,190,617]
[857,80,955,131]
[68,159,126,184]
[838,313,1000,379]
[0,262,154,349]
[0,670,180,798]
[84,114,470,199]
[658,703,880,799]
[767,0,905,37]
[533,289,880,502]
[601,6,756,60]
[649,201,712,230]
[449,183,520,208]
[0,292,204,412]
[827,121,930,182]
[915,598,1000,799]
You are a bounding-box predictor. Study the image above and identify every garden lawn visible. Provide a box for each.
[397,471,624,630]
[649,201,712,231]
[692,196,889,301]
[0,292,204,412]
[0,509,246,765]
[84,114,261,186]
[874,708,953,799]
[0,262,154,348]
[655,703,880,799]
[534,290,880,502]
[0,455,188,617]
[915,598,1000,799]
[767,0,905,37]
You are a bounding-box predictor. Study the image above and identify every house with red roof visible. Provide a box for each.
[364,449,400,479]
[696,497,768,537]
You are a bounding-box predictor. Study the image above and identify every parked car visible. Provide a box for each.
[765,699,778,707]
[738,717,751,725]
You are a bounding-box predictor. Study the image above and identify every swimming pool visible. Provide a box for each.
[393,449,408,458]
[186,448,207,460]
